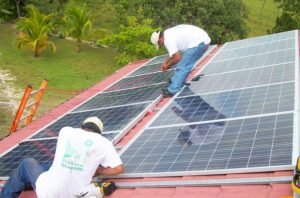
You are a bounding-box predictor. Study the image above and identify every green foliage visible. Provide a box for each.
[242,0,280,37]
[113,0,249,44]
[16,5,56,57]
[98,16,158,65]
[271,0,300,32]
[0,0,14,22]
[0,23,119,138]
[64,3,92,52]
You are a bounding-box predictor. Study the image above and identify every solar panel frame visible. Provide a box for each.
[116,30,300,178]
[292,30,300,164]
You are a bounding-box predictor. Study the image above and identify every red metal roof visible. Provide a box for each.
[1,42,296,197]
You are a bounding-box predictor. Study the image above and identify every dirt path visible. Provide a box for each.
[0,69,22,137]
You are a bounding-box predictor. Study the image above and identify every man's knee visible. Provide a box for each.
[21,158,38,168]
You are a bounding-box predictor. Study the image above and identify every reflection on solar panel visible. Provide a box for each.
[119,30,299,177]
[122,114,293,174]
[72,84,163,112]
[105,70,174,92]
[180,63,294,96]
[152,82,294,127]
[0,139,56,177]
[31,103,150,139]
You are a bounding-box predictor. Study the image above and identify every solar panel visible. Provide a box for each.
[72,84,163,112]
[201,49,295,75]
[0,139,56,177]
[31,103,150,139]
[104,70,174,92]
[128,63,166,77]
[144,55,169,65]
[121,114,293,174]
[151,82,294,127]
[221,30,295,51]
[119,30,298,177]
[213,38,295,62]
[180,63,294,96]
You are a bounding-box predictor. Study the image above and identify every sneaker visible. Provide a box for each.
[162,89,175,98]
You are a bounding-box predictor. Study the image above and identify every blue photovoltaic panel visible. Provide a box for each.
[212,38,295,62]
[144,55,169,65]
[201,49,295,75]
[105,70,174,92]
[151,82,294,127]
[31,103,150,139]
[221,30,295,51]
[0,139,56,177]
[128,63,166,77]
[180,63,294,96]
[72,84,163,112]
[121,114,293,174]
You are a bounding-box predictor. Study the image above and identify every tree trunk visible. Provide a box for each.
[76,40,81,53]
[15,0,21,18]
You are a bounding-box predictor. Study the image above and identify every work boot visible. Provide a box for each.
[162,89,175,98]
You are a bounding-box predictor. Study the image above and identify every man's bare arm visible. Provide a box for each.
[95,164,124,176]
[161,52,181,72]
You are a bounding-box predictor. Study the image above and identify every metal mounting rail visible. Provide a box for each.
[116,176,292,188]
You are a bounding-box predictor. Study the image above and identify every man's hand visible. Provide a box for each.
[95,164,124,176]
[161,52,181,72]
[161,62,170,72]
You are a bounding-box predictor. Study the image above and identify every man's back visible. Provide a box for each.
[164,24,211,56]
[36,127,122,198]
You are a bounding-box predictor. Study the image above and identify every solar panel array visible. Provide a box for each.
[119,30,299,177]
[0,46,216,177]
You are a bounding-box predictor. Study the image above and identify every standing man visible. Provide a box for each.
[151,24,211,98]
[0,117,124,198]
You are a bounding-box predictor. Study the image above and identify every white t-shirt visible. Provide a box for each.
[164,24,211,56]
[36,127,123,198]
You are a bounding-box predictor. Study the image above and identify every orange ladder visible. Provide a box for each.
[10,79,48,134]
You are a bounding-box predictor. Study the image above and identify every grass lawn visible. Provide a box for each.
[0,23,120,138]
[243,0,280,37]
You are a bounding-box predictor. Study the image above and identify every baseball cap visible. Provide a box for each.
[82,117,104,133]
[151,31,160,50]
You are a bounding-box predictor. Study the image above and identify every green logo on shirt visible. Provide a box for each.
[61,139,94,171]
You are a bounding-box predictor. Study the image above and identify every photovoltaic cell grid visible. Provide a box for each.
[151,82,294,127]
[31,103,150,139]
[128,63,163,77]
[0,139,56,177]
[119,30,298,176]
[179,63,294,96]
[221,30,295,51]
[212,37,295,62]
[122,114,293,174]
[144,54,169,65]
[104,70,174,92]
[201,32,295,75]
[71,84,163,112]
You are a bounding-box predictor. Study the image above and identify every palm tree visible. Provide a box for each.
[64,4,92,52]
[16,5,56,57]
